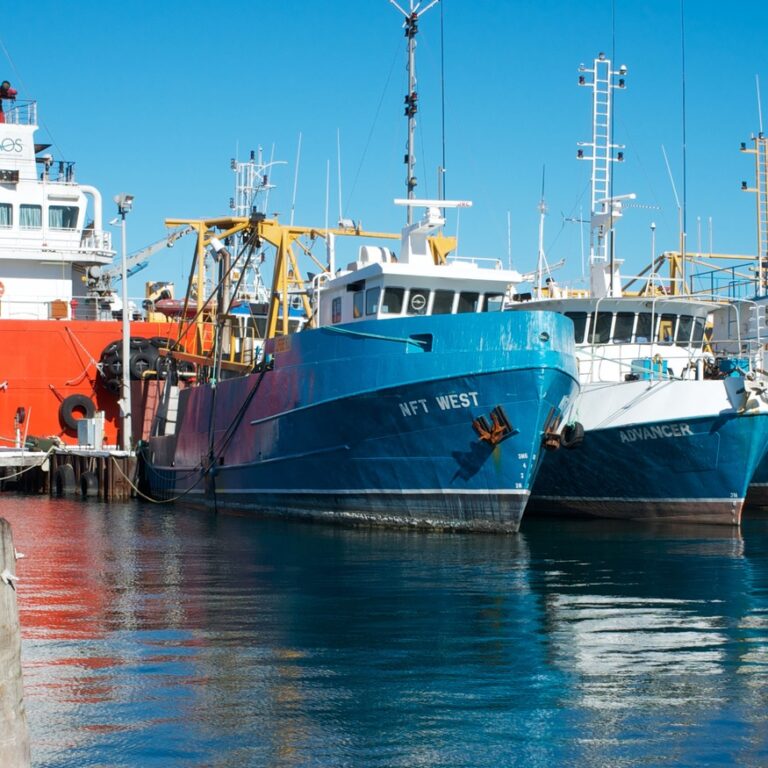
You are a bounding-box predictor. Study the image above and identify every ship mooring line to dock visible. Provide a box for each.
[0,448,55,482]
[110,454,205,504]
[63,327,100,386]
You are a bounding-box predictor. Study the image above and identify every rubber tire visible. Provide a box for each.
[561,421,585,450]
[54,464,76,496]
[104,378,121,395]
[59,394,96,431]
[80,471,99,498]
[130,349,159,380]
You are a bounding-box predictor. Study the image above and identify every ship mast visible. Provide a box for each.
[390,0,440,225]
[740,131,768,297]
[230,148,285,302]
[577,52,631,297]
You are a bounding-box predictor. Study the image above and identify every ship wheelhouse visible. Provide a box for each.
[509,296,717,384]
[0,99,114,320]
[313,205,520,328]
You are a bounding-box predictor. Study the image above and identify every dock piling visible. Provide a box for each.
[0,518,30,767]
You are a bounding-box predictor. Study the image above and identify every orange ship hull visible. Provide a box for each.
[0,319,182,447]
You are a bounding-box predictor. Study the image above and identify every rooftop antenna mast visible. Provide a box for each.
[536,166,548,298]
[230,148,285,301]
[740,74,768,296]
[390,0,441,225]
[576,52,630,297]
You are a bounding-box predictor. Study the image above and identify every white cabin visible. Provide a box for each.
[0,100,113,320]
[314,205,521,326]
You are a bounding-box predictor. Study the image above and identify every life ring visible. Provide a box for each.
[59,394,95,431]
[560,421,585,449]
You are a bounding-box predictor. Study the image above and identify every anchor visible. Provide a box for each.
[472,405,517,445]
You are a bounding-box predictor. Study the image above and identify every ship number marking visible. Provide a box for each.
[398,391,480,417]
[619,423,693,443]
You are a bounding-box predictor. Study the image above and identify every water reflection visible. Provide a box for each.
[3,499,768,767]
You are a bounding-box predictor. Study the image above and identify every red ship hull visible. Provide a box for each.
[0,319,181,447]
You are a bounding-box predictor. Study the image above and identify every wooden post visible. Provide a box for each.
[0,519,30,767]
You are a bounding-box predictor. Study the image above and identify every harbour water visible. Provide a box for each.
[4,496,768,767]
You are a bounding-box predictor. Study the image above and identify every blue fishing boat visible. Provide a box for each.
[140,1,580,531]
[142,203,579,531]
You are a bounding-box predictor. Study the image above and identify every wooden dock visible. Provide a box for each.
[0,448,138,501]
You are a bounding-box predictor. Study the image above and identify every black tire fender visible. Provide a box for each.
[54,464,76,496]
[130,349,159,380]
[561,421,585,449]
[59,394,95,431]
[80,471,99,498]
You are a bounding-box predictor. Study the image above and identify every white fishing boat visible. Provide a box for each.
[508,53,768,526]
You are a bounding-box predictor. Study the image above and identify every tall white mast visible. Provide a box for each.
[390,0,440,225]
[576,52,630,296]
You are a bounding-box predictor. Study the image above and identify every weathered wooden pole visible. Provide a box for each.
[0,518,30,767]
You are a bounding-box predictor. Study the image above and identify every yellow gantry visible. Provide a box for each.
[161,215,424,370]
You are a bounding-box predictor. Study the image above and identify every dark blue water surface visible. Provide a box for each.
[3,497,768,767]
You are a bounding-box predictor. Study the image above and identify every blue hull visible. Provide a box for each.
[145,311,579,532]
[529,412,768,525]
[747,457,768,507]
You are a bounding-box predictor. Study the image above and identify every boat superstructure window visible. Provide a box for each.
[564,311,588,343]
[457,292,479,313]
[432,289,455,315]
[635,313,653,343]
[353,291,364,319]
[692,317,705,344]
[381,287,405,314]
[589,312,613,344]
[0,203,11,227]
[20,204,42,229]
[366,287,380,316]
[613,312,635,343]
[658,313,676,343]
[331,297,342,324]
[48,205,78,229]
[483,294,504,312]
[675,315,693,344]
[407,288,429,315]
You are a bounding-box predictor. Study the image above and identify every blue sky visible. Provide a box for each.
[3,1,767,297]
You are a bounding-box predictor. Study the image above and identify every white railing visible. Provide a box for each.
[2,100,36,126]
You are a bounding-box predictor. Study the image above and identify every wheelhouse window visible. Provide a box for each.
[676,315,693,345]
[657,313,676,343]
[457,291,479,313]
[692,318,705,344]
[407,288,429,315]
[589,312,613,344]
[20,204,42,229]
[613,312,635,343]
[564,311,588,344]
[432,289,454,315]
[635,313,653,343]
[353,291,364,319]
[0,203,10,227]
[381,287,404,314]
[483,294,504,312]
[365,287,380,316]
[48,205,79,229]
[331,296,342,324]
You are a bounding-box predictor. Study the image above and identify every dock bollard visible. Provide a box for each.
[0,519,30,767]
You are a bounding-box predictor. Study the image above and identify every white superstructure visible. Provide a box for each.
[0,100,113,320]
